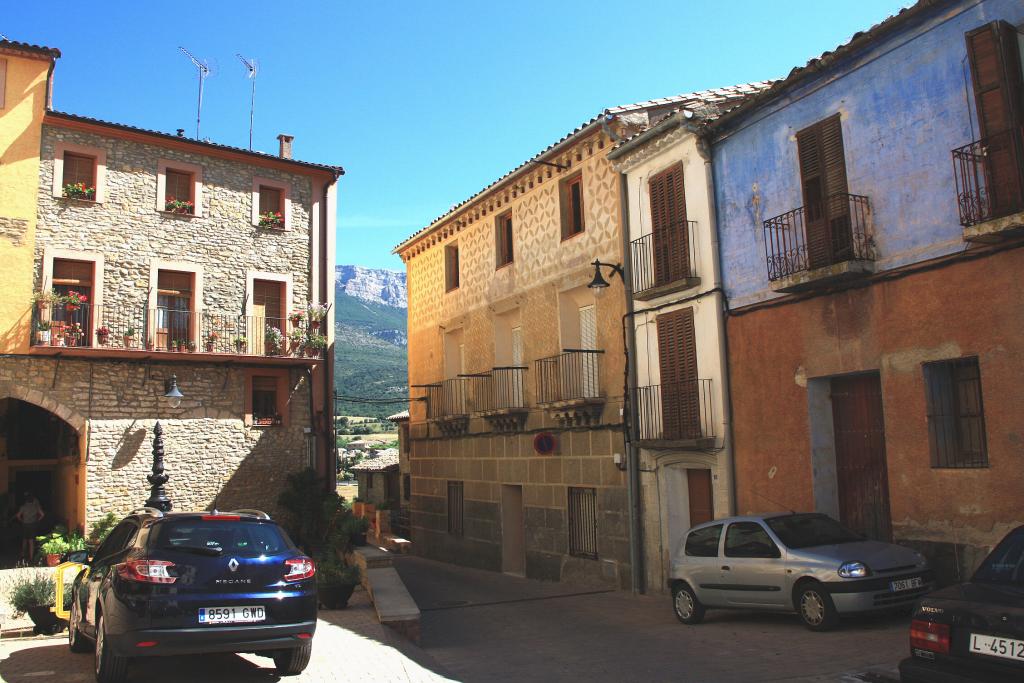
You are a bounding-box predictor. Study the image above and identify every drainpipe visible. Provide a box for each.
[698,134,737,516]
[618,171,644,594]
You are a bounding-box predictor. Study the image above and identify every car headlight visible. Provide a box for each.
[838,561,870,579]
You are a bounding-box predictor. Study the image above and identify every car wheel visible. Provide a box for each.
[68,594,90,653]
[273,642,312,676]
[796,581,839,631]
[671,583,705,625]
[94,613,128,683]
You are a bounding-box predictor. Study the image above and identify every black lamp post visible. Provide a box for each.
[144,375,184,512]
[587,259,624,295]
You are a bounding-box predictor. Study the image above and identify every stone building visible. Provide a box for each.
[394,94,744,588]
[711,0,1024,583]
[0,40,342,532]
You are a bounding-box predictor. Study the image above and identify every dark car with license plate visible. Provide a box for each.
[899,525,1024,682]
[67,508,317,683]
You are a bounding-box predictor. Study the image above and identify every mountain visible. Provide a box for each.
[334,266,408,420]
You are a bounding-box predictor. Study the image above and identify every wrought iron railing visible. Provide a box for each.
[421,378,470,419]
[470,367,528,412]
[633,379,714,441]
[630,221,698,295]
[952,126,1024,227]
[30,303,324,358]
[535,349,603,404]
[762,192,872,281]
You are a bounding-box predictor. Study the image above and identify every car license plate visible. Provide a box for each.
[889,577,923,593]
[198,606,266,624]
[970,633,1024,661]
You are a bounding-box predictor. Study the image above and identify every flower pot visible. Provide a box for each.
[310,320,320,330]
[97,333,109,346]
[318,582,356,610]
[46,553,61,567]
[26,605,63,635]
[37,330,51,345]
[146,340,154,350]
[206,342,215,352]
[235,343,246,353]
[123,336,133,348]
[51,335,61,346]
[66,304,80,313]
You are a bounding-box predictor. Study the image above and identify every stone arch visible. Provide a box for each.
[0,380,88,432]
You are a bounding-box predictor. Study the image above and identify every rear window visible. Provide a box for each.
[766,514,861,549]
[685,524,722,558]
[152,519,291,557]
[973,530,1024,586]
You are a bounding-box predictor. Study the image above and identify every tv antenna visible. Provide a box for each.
[179,47,211,140]
[237,54,258,151]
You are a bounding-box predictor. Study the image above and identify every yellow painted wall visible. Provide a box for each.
[0,49,52,353]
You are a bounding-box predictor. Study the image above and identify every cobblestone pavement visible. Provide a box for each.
[0,588,455,683]
[395,555,908,683]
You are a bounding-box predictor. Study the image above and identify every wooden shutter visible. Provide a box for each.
[62,152,95,188]
[649,163,689,287]
[165,170,192,204]
[966,22,1024,217]
[511,326,523,366]
[656,307,699,440]
[445,244,459,291]
[797,115,849,269]
[496,213,513,267]
[578,305,598,398]
[0,59,6,109]
[259,186,282,215]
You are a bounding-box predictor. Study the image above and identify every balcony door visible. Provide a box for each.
[579,305,598,398]
[156,270,193,351]
[657,307,700,440]
[252,280,284,355]
[51,259,94,348]
[797,115,852,270]
[649,162,690,287]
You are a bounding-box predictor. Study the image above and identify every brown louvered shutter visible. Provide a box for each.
[966,21,1024,217]
[657,307,699,440]
[798,115,849,269]
[649,163,689,287]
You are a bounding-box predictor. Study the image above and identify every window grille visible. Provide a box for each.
[568,487,598,558]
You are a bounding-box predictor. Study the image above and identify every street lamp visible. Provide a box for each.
[587,259,624,297]
[163,375,183,409]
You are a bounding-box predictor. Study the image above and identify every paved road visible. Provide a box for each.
[395,555,908,683]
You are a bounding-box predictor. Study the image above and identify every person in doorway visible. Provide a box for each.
[16,493,45,563]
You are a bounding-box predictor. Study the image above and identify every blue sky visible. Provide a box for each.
[5,1,906,271]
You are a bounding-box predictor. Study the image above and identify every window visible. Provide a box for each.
[447,480,464,536]
[259,185,282,215]
[973,527,1024,587]
[154,519,288,557]
[924,357,988,468]
[62,152,96,192]
[252,376,281,426]
[560,173,585,239]
[567,486,598,558]
[724,522,780,559]
[51,259,94,347]
[656,307,699,440]
[252,177,290,229]
[164,169,194,213]
[495,211,514,268]
[156,270,193,350]
[796,115,851,269]
[445,243,460,292]
[648,163,690,286]
[684,524,722,558]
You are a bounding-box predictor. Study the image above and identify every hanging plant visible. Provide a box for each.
[62,182,96,200]
[164,197,195,215]
[258,211,284,229]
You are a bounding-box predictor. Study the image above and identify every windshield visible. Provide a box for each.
[973,530,1024,586]
[766,514,862,549]
[152,519,291,557]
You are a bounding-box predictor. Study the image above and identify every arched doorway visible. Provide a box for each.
[0,397,84,561]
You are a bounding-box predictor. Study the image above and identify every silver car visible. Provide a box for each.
[669,513,935,630]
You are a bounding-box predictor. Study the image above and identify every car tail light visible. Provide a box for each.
[117,559,177,584]
[284,557,315,581]
[296,633,313,640]
[135,641,158,648]
[910,619,950,654]
[202,514,240,521]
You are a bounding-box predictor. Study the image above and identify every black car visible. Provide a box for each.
[67,508,317,683]
[899,525,1024,682]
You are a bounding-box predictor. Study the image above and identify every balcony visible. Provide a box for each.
[535,350,604,426]
[633,379,715,447]
[29,303,324,365]
[630,221,699,300]
[763,193,874,292]
[418,378,470,435]
[469,367,528,432]
[952,126,1024,242]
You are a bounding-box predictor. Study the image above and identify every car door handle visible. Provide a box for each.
[721,565,731,571]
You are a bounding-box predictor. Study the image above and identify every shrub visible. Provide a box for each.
[89,513,118,545]
[316,558,361,587]
[277,469,350,555]
[10,574,55,615]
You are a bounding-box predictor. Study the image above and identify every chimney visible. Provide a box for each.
[277,134,294,159]
[176,129,185,138]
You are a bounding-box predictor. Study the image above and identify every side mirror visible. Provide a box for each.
[65,550,90,565]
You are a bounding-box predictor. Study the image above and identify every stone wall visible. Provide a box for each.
[0,356,310,527]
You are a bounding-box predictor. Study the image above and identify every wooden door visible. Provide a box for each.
[156,270,192,351]
[686,469,714,526]
[649,163,689,287]
[252,280,283,354]
[657,307,699,440]
[831,373,892,541]
[501,485,525,576]
[797,115,851,270]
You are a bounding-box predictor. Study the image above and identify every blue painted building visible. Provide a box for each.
[711,0,1024,582]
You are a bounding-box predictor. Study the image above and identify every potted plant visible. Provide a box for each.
[64,322,83,347]
[289,310,305,328]
[288,328,305,355]
[306,303,329,330]
[187,340,196,353]
[10,573,61,635]
[62,181,96,200]
[124,326,137,348]
[164,197,194,215]
[36,320,51,345]
[233,335,247,353]
[258,210,284,229]
[31,289,59,314]
[205,331,219,352]
[265,326,285,356]
[63,290,87,313]
[315,557,361,610]
[305,333,327,358]
[175,339,187,353]
[88,512,118,548]
[50,321,66,346]
[96,325,110,346]
[37,528,71,566]
[343,515,370,547]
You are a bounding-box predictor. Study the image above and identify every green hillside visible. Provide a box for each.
[333,291,408,419]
